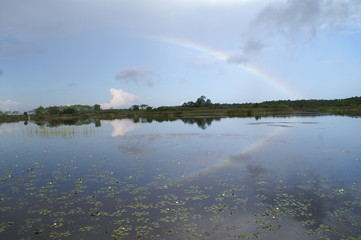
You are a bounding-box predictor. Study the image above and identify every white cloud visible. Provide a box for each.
[0,99,22,111]
[0,123,22,135]
[116,67,154,87]
[109,119,137,137]
[101,88,138,109]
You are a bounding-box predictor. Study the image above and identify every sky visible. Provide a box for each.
[0,0,361,112]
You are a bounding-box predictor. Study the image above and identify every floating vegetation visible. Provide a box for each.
[26,127,96,137]
[1,117,360,239]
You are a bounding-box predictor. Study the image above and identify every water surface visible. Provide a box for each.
[0,116,360,239]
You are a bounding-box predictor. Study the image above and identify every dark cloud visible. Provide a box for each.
[243,39,265,54]
[253,0,361,39]
[0,41,36,58]
[66,82,77,88]
[230,153,252,162]
[253,0,321,40]
[227,39,264,64]
[228,0,361,64]
[115,66,154,87]
[227,52,249,64]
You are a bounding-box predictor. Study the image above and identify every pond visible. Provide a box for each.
[0,115,360,239]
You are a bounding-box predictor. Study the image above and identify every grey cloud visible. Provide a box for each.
[228,0,361,64]
[66,82,77,88]
[227,52,249,65]
[227,39,265,64]
[115,67,154,87]
[253,0,321,40]
[0,41,36,58]
[243,39,265,54]
[0,0,260,43]
[254,0,361,39]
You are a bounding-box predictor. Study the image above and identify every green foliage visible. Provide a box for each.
[262,96,361,108]
[32,105,96,115]
[130,105,140,111]
[94,104,101,111]
[182,96,212,108]
[34,106,46,115]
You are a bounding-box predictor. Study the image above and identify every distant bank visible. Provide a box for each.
[1,96,360,123]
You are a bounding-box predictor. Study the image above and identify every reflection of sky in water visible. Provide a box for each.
[0,116,360,239]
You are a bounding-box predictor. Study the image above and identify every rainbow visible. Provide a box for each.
[142,35,300,99]
[137,34,296,183]
[171,126,285,183]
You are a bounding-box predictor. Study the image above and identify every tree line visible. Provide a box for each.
[1,96,360,117]
[32,104,101,115]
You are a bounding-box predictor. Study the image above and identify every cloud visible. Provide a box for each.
[254,0,361,38]
[66,82,77,88]
[0,124,22,135]
[101,88,138,109]
[227,50,249,64]
[0,0,255,41]
[0,69,3,77]
[229,0,361,63]
[242,38,265,54]
[109,119,137,137]
[0,99,22,111]
[227,39,266,64]
[190,54,221,68]
[115,67,154,87]
[0,41,36,58]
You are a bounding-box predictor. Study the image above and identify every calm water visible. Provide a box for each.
[0,116,360,239]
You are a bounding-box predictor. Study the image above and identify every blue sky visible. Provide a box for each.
[0,0,360,112]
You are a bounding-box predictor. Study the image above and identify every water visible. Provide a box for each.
[0,116,360,239]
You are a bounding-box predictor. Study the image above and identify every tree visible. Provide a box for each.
[61,107,76,114]
[131,105,139,111]
[34,106,45,115]
[48,106,60,115]
[195,96,207,107]
[140,104,149,110]
[182,101,195,107]
[94,104,101,111]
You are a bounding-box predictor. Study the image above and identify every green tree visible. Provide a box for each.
[34,106,45,115]
[62,107,77,114]
[195,95,207,107]
[131,105,140,111]
[94,104,101,111]
[48,106,60,115]
[140,104,149,110]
